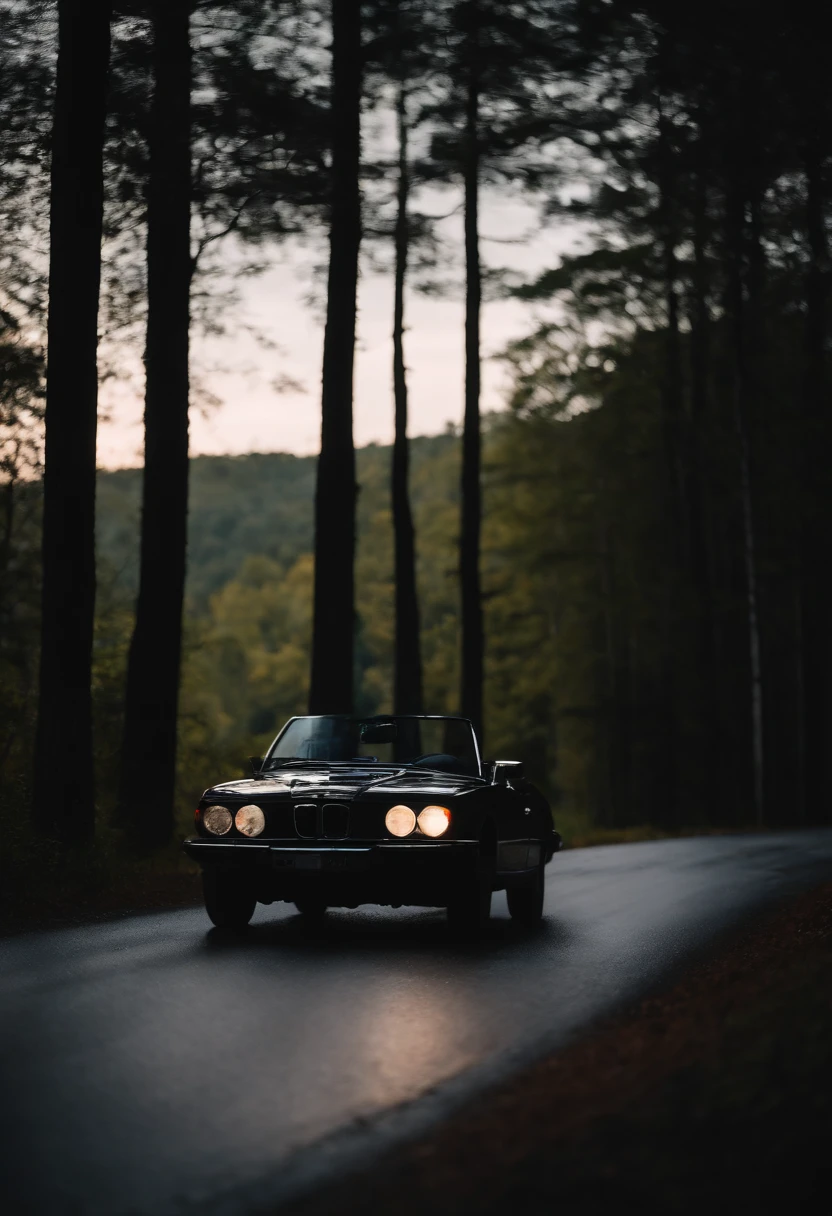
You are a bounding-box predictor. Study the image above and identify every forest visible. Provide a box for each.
[0,0,829,899]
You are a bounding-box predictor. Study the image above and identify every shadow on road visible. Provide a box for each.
[199,907,574,960]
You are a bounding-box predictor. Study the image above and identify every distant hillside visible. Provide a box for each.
[96,432,458,609]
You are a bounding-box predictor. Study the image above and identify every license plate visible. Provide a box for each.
[271,850,369,872]
[296,853,324,871]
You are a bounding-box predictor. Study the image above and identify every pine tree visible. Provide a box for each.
[308,0,363,714]
[431,0,563,743]
[117,0,192,849]
[33,0,112,842]
[391,78,424,715]
[458,0,484,740]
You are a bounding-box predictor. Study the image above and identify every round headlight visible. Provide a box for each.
[203,805,232,835]
[235,804,265,837]
[385,804,416,837]
[418,805,451,837]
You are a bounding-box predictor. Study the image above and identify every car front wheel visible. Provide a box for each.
[447,852,493,934]
[506,859,545,925]
[202,868,256,930]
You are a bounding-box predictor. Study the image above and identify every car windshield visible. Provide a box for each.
[263,716,480,777]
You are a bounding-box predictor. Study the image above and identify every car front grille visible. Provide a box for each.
[293,802,350,840]
[322,802,350,838]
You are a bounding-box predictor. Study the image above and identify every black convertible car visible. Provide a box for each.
[184,714,561,931]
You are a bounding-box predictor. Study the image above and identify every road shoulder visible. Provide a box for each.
[283,881,832,1216]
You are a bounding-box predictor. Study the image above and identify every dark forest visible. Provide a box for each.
[1,0,830,897]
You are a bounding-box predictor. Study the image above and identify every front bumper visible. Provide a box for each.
[183,837,482,908]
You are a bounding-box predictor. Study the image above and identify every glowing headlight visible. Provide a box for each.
[203,805,232,835]
[235,804,265,837]
[417,805,451,837]
[385,804,416,837]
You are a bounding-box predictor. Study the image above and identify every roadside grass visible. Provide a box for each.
[0,818,201,937]
[284,881,832,1216]
[556,806,770,849]
[560,818,671,848]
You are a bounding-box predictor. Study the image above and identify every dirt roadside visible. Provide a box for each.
[283,882,832,1216]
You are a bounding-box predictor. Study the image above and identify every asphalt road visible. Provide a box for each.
[3,831,832,1216]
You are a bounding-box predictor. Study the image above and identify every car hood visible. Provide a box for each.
[204,765,484,802]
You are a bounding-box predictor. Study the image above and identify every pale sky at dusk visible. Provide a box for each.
[96,190,582,469]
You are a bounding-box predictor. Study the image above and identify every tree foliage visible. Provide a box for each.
[0,0,830,877]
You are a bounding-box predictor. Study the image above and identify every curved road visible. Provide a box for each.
[3,832,832,1216]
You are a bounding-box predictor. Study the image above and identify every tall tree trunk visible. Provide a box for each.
[117,0,192,849]
[33,0,111,842]
[391,83,423,715]
[687,127,713,596]
[656,92,686,549]
[655,82,683,824]
[308,0,362,715]
[727,180,765,826]
[744,76,767,828]
[736,398,764,826]
[687,131,719,808]
[0,462,16,586]
[460,11,484,741]
[798,113,830,824]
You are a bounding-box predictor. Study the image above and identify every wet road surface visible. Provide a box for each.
[3,832,832,1215]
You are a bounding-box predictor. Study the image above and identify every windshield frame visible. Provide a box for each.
[263,714,482,779]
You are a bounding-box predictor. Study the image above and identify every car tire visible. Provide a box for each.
[447,852,493,934]
[294,898,328,920]
[506,859,545,925]
[202,868,256,930]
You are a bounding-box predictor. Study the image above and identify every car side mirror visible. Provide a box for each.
[491,760,524,786]
[248,756,263,776]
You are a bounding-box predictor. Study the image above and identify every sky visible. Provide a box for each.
[96,189,581,470]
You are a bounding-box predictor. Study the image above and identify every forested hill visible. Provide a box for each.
[91,431,470,824]
[96,432,457,609]
[92,389,798,838]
